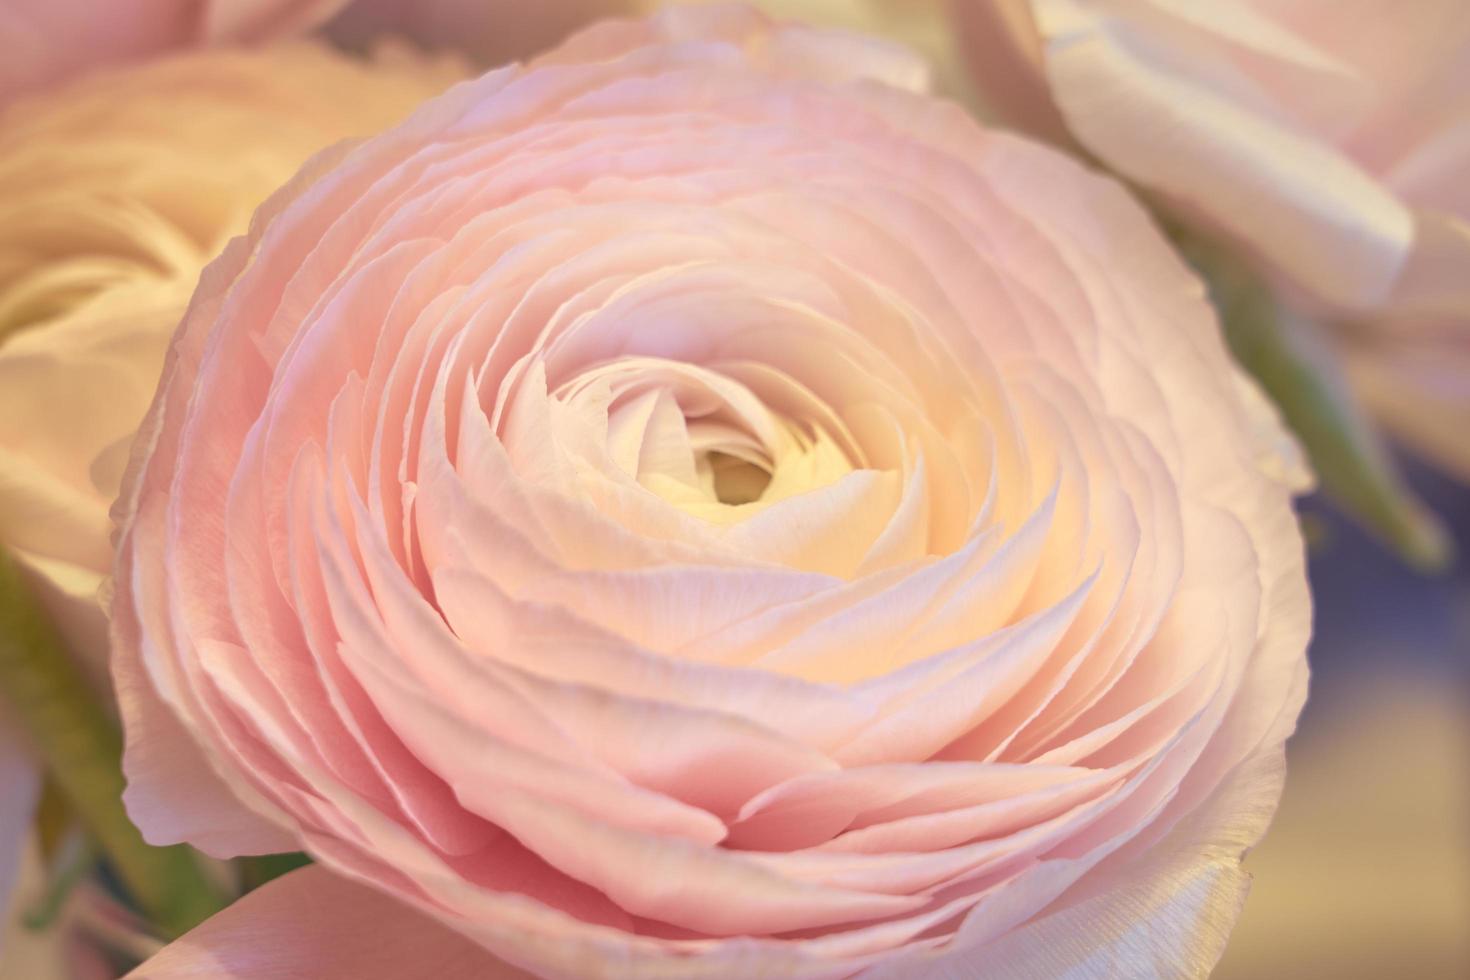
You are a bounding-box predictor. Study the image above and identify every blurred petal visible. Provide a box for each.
[202,0,350,42]
[953,0,1072,140]
[1346,335,1470,485]
[0,0,356,101]
[328,0,635,65]
[0,0,188,101]
[1030,0,1413,311]
[127,865,525,979]
[1384,210,1470,323]
[0,719,40,949]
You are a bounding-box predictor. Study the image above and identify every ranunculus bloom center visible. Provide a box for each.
[549,356,861,520]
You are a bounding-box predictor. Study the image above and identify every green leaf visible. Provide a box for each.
[238,852,313,893]
[0,543,227,937]
[1177,231,1454,573]
[23,832,97,931]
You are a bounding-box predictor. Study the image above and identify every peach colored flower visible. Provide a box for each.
[0,41,461,665]
[954,0,1470,481]
[0,42,460,942]
[0,1,352,102]
[115,6,1310,977]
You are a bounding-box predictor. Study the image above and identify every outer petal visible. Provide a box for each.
[112,587,298,858]
[868,744,1286,978]
[126,865,525,979]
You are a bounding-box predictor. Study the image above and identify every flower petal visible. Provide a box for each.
[126,865,525,979]
[1030,0,1414,310]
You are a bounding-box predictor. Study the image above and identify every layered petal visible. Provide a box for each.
[112,6,1310,977]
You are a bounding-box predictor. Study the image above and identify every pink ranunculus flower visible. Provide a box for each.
[0,41,462,946]
[0,1,353,102]
[954,0,1470,481]
[115,6,1311,977]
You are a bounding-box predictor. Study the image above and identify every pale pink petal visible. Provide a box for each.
[111,595,298,858]
[867,744,1287,978]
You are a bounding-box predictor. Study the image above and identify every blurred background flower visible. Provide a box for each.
[0,39,461,670]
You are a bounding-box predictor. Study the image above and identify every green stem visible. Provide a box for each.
[0,543,225,937]
[1174,230,1453,573]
